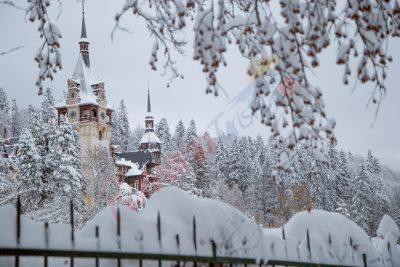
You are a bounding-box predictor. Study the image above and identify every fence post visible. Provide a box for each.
[387,241,392,265]
[95,226,99,267]
[362,253,367,267]
[193,216,197,267]
[44,222,49,267]
[306,229,311,261]
[328,233,332,245]
[282,226,286,240]
[175,234,180,267]
[70,199,74,267]
[210,239,217,267]
[15,195,20,267]
[117,207,121,267]
[157,211,162,267]
[350,236,355,264]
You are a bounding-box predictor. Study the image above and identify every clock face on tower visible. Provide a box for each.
[69,110,77,119]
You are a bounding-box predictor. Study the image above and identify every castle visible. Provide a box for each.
[55,5,161,193]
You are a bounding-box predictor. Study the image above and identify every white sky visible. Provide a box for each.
[1,0,400,171]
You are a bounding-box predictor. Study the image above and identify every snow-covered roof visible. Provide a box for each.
[115,150,156,170]
[125,164,143,177]
[115,157,144,177]
[72,55,101,94]
[56,55,108,108]
[140,131,161,144]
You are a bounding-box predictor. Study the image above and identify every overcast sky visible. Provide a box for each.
[1,0,400,171]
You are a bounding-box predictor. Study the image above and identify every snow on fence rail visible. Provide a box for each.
[0,187,399,267]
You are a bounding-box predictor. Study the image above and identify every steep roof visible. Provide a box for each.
[71,55,100,106]
[115,150,156,170]
[140,131,161,145]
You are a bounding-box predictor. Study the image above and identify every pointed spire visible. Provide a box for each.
[80,0,87,39]
[79,0,90,67]
[147,82,152,113]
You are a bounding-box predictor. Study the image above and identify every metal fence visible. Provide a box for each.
[0,197,369,267]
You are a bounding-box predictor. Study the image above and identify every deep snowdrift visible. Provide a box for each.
[0,186,399,266]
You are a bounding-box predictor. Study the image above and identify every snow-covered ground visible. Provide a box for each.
[0,187,399,266]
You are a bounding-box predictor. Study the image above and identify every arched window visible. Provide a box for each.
[99,130,103,140]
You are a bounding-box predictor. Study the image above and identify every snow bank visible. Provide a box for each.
[0,187,399,267]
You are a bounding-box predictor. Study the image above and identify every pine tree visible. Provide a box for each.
[366,150,381,174]
[184,119,198,147]
[0,88,10,137]
[351,164,374,234]
[10,99,22,137]
[47,118,86,225]
[0,157,16,205]
[118,100,130,150]
[173,120,185,150]
[155,118,172,154]
[17,129,44,210]
[128,125,145,150]
[111,100,130,151]
[41,88,55,123]
[0,88,9,111]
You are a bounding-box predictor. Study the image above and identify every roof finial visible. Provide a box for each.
[147,81,151,113]
[80,0,87,39]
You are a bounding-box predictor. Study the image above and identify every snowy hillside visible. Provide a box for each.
[0,187,399,266]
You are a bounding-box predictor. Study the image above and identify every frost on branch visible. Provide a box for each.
[116,0,400,168]
[27,0,62,95]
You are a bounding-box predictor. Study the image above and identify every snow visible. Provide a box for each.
[0,187,399,266]
[377,214,400,242]
[140,131,161,144]
[115,158,143,177]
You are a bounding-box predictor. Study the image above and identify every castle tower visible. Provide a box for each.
[55,3,112,152]
[139,87,161,161]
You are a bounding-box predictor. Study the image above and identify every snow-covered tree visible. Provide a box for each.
[0,88,10,137]
[173,120,185,150]
[52,118,84,198]
[366,149,381,174]
[184,119,197,147]
[10,99,22,137]
[114,183,147,212]
[17,128,44,211]
[41,88,55,123]
[351,164,374,234]
[128,125,145,151]
[155,118,172,155]
[83,146,118,218]
[156,151,196,193]
[0,157,16,206]
[112,100,130,151]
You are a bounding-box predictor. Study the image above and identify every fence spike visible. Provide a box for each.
[157,211,161,245]
[44,222,49,247]
[193,215,197,252]
[70,199,74,267]
[362,253,367,267]
[176,234,180,266]
[95,226,99,267]
[15,196,20,267]
[306,229,311,260]
[117,207,121,267]
[282,226,286,240]
[210,239,217,267]
[328,233,332,245]
[16,195,21,245]
[44,222,49,267]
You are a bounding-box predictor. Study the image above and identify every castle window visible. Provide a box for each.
[99,130,103,140]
